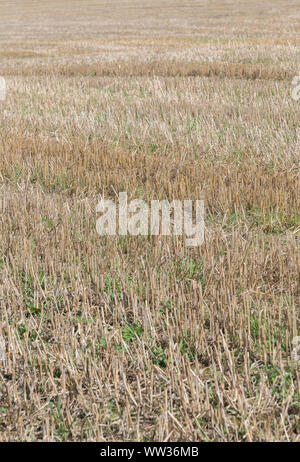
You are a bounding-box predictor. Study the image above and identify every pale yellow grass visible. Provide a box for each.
[0,0,299,442]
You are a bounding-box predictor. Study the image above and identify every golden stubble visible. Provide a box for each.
[0,0,299,442]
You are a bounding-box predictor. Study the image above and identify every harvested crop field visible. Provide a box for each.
[0,0,299,442]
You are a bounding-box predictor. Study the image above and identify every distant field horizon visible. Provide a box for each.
[0,0,299,442]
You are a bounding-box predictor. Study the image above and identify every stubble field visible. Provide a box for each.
[0,0,299,441]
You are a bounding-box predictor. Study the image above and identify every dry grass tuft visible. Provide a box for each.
[0,0,299,442]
